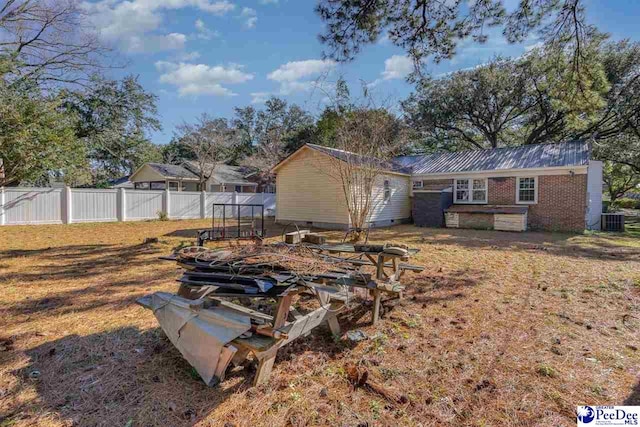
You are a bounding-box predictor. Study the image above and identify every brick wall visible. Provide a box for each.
[417,174,587,231]
[486,175,587,231]
[488,177,516,204]
[528,174,587,232]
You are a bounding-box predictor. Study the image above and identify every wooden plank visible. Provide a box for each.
[209,299,274,322]
[231,347,251,367]
[285,229,310,244]
[326,303,342,337]
[372,289,382,325]
[445,212,459,228]
[233,334,277,353]
[494,213,526,231]
[302,233,326,244]
[279,306,336,346]
[273,294,293,329]
[214,345,237,382]
[254,352,277,386]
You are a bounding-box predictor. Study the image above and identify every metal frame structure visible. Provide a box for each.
[197,203,265,245]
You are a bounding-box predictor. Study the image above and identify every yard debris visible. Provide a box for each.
[0,338,13,352]
[346,330,369,342]
[345,363,408,404]
[302,233,326,245]
[284,229,310,244]
[137,238,423,387]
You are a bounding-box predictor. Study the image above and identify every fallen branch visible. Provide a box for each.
[345,363,408,404]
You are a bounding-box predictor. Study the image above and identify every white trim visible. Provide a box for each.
[416,165,587,180]
[516,176,538,204]
[454,177,487,204]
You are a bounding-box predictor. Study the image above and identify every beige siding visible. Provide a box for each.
[276,147,350,225]
[130,165,165,182]
[368,174,411,223]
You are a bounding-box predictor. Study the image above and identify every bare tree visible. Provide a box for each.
[174,114,236,190]
[319,106,408,239]
[0,0,112,87]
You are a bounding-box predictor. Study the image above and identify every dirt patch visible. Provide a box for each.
[0,221,639,426]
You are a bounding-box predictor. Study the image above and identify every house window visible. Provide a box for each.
[455,178,487,203]
[168,181,179,191]
[235,185,242,193]
[517,177,538,204]
[412,180,423,190]
[150,181,166,190]
[264,184,276,193]
[383,180,391,201]
[134,182,149,190]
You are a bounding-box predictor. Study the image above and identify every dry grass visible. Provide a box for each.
[1,220,639,427]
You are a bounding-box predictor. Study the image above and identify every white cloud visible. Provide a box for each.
[367,55,413,87]
[267,59,336,82]
[127,32,187,53]
[82,0,234,53]
[265,59,336,96]
[176,51,201,61]
[259,0,278,4]
[381,55,413,80]
[377,32,390,45]
[155,61,253,96]
[194,18,219,39]
[250,92,271,104]
[240,7,257,29]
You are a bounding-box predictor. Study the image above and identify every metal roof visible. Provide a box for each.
[306,144,412,174]
[147,163,198,179]
[395,141,591,175]
[183,162,257,185]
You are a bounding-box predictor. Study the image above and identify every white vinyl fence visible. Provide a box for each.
[0,187,276,226]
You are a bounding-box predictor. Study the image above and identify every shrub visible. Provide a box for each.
[157,210,169,221]
[611,198,640,210]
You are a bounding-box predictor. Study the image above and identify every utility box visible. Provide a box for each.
[601,213,625,232]
[412,190,453,228]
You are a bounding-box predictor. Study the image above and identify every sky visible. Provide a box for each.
[81,0,640,145]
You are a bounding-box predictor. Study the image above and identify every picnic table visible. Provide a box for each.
[305,243,422,324]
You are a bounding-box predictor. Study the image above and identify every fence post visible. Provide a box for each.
[164,188,171,218]
[232,191,238,218]
[62,186,72,224]
[117,188,126,222]
[0,187,5,226]
[200,190,206,219]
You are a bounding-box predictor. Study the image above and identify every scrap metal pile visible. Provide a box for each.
[137,237,423,387]
[174,243,373,299]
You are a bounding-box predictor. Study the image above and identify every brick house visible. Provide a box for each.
[272,141,603,232]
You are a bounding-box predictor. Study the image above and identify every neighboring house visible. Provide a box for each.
[271,141,603,232]
[109,176,134,189]
[128,162,258,192]
[272,144,412,229]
